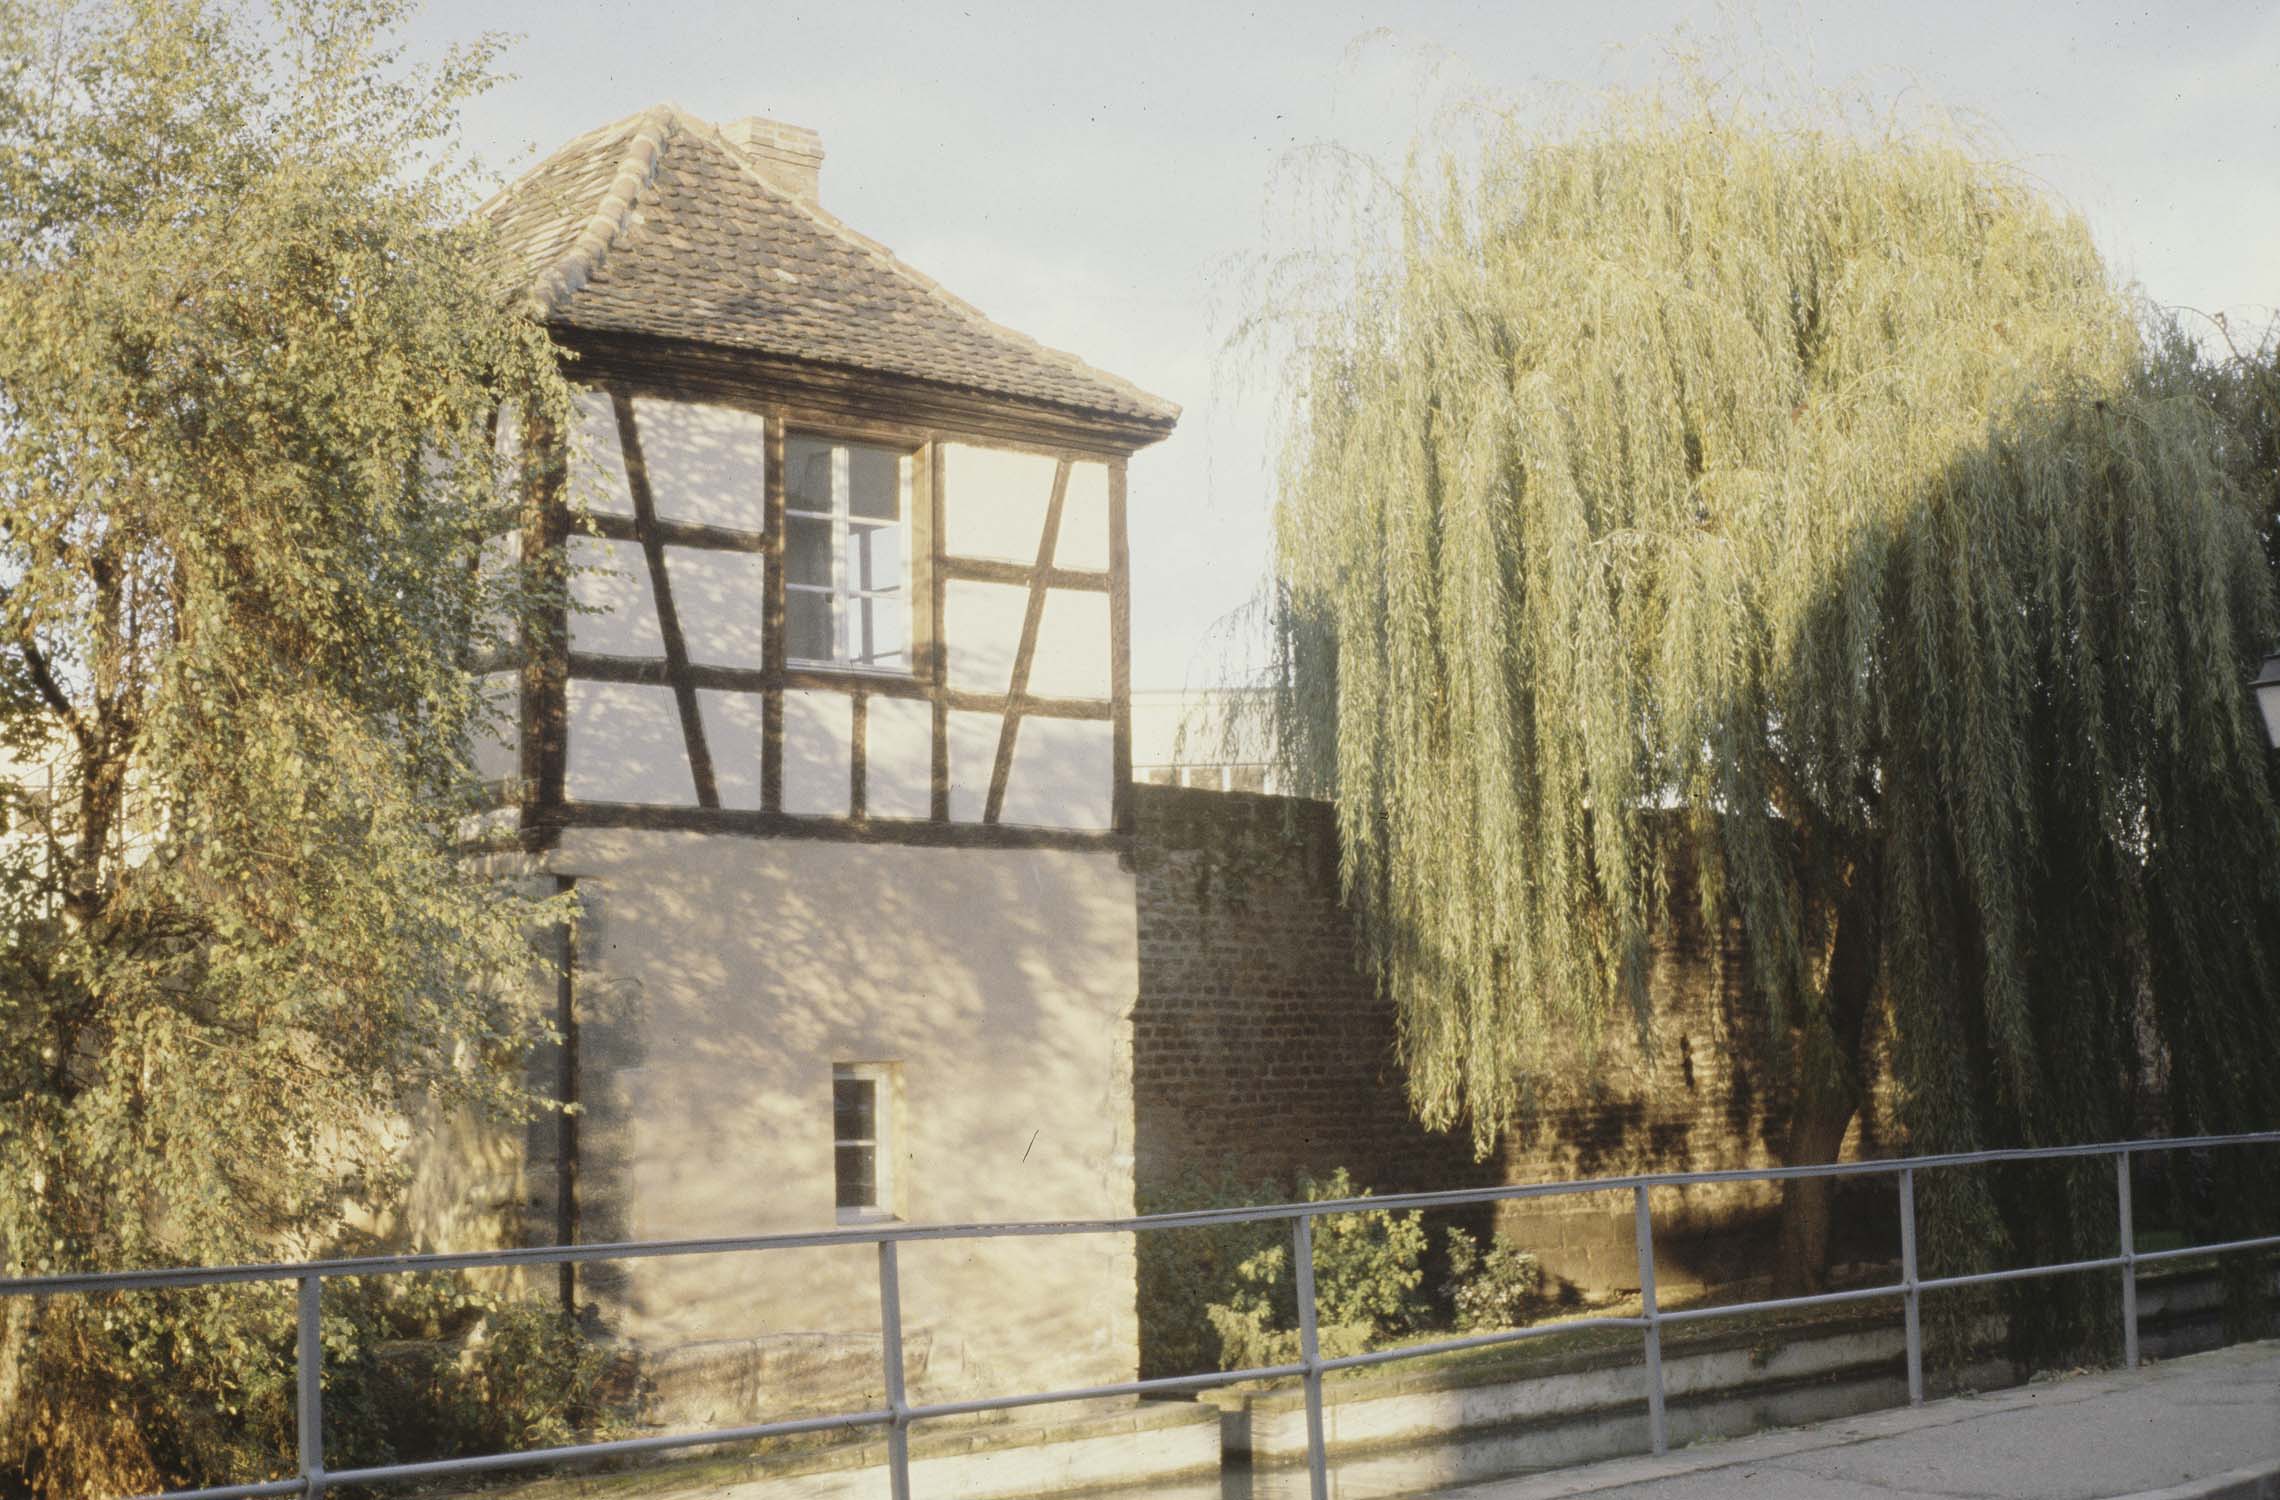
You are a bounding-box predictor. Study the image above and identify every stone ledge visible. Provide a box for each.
[1206,1254,2272,1420]
[456,1394,1220,1500]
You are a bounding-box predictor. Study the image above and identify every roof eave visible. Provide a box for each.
[551,325,1179,455]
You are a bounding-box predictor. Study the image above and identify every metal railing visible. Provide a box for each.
[8,1130,2278,1500]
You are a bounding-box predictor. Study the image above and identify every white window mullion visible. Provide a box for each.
[830,445,851,663]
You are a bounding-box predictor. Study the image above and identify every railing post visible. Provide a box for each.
[1292,1212,1330,1500]
[2117,1151,2138,1370]
[1633,1185,1667,1455]
[296,1273,325,1500]
[877,1239,913,1500]
[1899,1166,1923,1405]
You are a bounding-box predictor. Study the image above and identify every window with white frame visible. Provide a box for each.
[832,1062,897,1221]
[785,436,912,672]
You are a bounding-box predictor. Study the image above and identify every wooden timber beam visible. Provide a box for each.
[589,509,769,554]
[1108,458,1135,835]
[519,406,571,852]
[566,652,1110,720]
[983,457,1071,824]
[940,556,1109,592]
[761,414,788,813]
[926,440,950,823]
[613,392,720,809]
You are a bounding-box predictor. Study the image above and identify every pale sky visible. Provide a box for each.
[411,0,2280,690]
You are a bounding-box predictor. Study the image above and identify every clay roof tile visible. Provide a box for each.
[482,105,1178,431]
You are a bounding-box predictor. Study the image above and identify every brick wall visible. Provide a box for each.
[1129,783,1896,1303]
[1130,784,1497,1202]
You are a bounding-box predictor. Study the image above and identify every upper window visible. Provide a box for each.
[786,436,912,673]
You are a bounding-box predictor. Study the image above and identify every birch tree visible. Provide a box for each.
[0,0,568,1487]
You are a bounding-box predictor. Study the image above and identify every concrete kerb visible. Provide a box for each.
[2118,1465,2280,1500]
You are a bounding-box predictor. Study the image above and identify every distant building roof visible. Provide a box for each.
[483,104,1178,433]
[1131,688,1280,793]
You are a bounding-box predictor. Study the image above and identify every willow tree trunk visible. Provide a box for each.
[1773,1059,1862,1293]
[1773,867,1880,1294]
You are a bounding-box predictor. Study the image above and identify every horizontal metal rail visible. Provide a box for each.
[2,1130,2266,1500]
[14,1129,2273,1300]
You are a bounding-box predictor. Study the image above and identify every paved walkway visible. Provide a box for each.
[1447,1341,2280,1500]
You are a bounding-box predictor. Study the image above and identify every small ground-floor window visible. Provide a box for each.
[833,1061,898,1223]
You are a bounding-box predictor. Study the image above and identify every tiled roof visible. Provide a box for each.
[483,106,1178,430]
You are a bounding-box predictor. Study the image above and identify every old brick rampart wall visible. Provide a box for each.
[1130,783,1896,1303]
[1130,785,1495,1200]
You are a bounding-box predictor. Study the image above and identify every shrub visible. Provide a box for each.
[1202,1169,1428,1370]
[313,1274,620,1475]
[1442,1228,1546,1332]
[1,1271,617,1494]
[1134,1165,1290,1379]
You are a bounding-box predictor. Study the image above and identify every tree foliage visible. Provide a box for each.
[1264,80,2280,1315]
[0,0,570,1488]
[2144,310,2280,580]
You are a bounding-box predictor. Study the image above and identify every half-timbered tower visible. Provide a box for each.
[479,105,1177,1416]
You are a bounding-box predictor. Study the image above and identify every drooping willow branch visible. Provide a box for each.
[1262,85,2280,1212]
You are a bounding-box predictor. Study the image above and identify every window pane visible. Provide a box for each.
[846,445,902,521]
[834,1145,877,1209]
[786,515,833,585]
[849,594,908,670]
[844,521,903,594]
[834,1078,876,1141]
[786,589,834,662]
[786,436,834,513]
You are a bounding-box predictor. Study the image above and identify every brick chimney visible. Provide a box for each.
[720,117,824,204]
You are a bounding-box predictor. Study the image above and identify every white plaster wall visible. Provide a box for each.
[1056,461,1111,571]
[551,830,1140,1399]
[1028,591,1112,700]
[667,547,767,667]
[567,681,694,805]
[472,671,521,784]
[383,1095,536,1295]
[568,389,632,516]
[569,536,661,658]
[495,400,523,467]
[632,397,769,532]
[475,528,520,647]
[865,696,934,820]
[942,447,1109,572]
[784,689,853,816]
[551,429,1114,829]
[1001,719,1113,830]
[699,690,766,810]
[944,584,1110,704]
[942,444,1056,562]
[943,581,1026,694]
[945,709,1003,823]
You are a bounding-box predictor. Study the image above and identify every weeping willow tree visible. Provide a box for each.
[1266,84,2280,1323]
